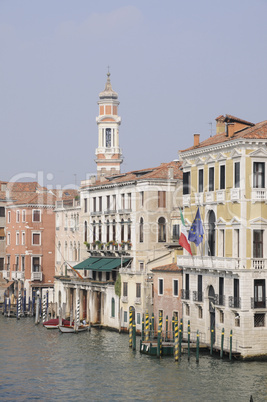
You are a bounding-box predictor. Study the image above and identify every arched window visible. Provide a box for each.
[106,220,110,243]
[158,217,166,242]
[127,219,131,242]
[139,217,144,243]
[121,219,124,242]
[99,220,102,242]
[112,219,116,241]
[84,221,88,242]
[111,297,115,318]
[93,220,96,242]
[208,211,216,256]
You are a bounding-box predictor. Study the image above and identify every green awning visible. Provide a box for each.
[73,257,132,272]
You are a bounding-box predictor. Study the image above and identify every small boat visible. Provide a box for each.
[59,323,90,333]
[43,318,70,329]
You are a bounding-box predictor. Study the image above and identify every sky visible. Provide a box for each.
[1,0,267,188]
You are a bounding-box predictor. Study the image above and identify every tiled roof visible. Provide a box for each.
[82,160,183,188]
[151,263,182,273]
[180,119,267,153]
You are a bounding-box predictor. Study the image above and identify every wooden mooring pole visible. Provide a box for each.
[229,330,232,361]
[210,327,214,355]
[187,320,190,360]
[129,307,133,348]
[220,327,224,359]
[133,320,136,351]
[196,330,200,363]
[174,321,179,362]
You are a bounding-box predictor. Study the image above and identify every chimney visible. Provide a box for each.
[168,167,174,179]
[216,115,226,134]
[227,123,235,138]
[194,134,200,147]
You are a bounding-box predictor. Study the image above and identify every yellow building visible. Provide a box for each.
[178,115,267,358]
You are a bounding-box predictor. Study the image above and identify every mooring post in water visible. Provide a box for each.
[210,327,214,355]
[4,295,7,316]
[42,294,46,323]
[196,330,200,363]
[145,310,149,341]
[129,307,133,348]
[35,291,40,325]
[165,315,168,340]
[187,320,190,360]
[229,330,232,361]
[8,297,11,317]
[157,327,162,358]
[149,318,152,339]
[17,290,21,319]
[178,320,182,358]
[174,321,179,362]
[133,320,136,351]
[141,314,144,341]
[23,290,26,316]
[172,316,175,342]
[220,327,224,359]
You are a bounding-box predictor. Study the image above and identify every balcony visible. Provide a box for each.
[181,289,190,300]
[90,211,102,216]
[177,255,241,270]
[253,259,266,269]
[193,291,203,302]
[2,270,10,280]
[118,209,132,214]
[194,193,203,205]
[230,188,240,202]
[251,188,267,203]
[121,296,128,303]
[229,296,241,309]
[104,209,116,215]
[31,271,43,281]
[205,192,214,203]
[251,298,267,309]
[216,190,225,203]
[214,294,225,306]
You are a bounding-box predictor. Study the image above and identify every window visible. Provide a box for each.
[186,305,190,316]
[198,275,202,302]
[7,232,10,245]
[253,162,265,188]
[183,172,190,195]
[234,162,240,188]
[158,191,166,208]
[219,229,225,257]
[0,258,4,270]
[124,311,127,323]
[233,278,240,308]
[16,210,20,223]
[219,277,224,305]
[106,128,111,147]
[15,255,19,270]
[220,311,224,324]
[121,194,125,210]
[98,220,102,242]
[127,219,131,242]
[139,261,144,271]
[32,210,41,222]
[123,282,128,297]
[21,232,25,245]
[84,221,88,242]
[158,217,166,242]
[106,220,110,243]
[16,232,19,245]
[253,230,263,258]
[8,211,11,223]
[84,198,88,213]
[233,229,240,258]
[220,165,225,190]
[106,195,110,210]
[99,197,102,212]
[158,278,163,295]
[137,313,141,325]
[111,298,115,318]
[112,219,116,241]
[172,224,180,241]
[209,167,214,191]
[93,221,96,242]
[139,218,144,243]
[136,283,141,298]
[198,169,203,193]
[121,219,124,242]
[185,273,190,299]
[112,195,116,210]
[32,233,41,245]
[173,279,178,297]
[254,314,265,327]
[22,210,26,222]
[93,197,96,212]
[21,256,25,271]
[128,193,132,209]
[254,279,265,308]
[0,227,5,240]
[0,207,5,217]
[208,210,216,257]
[32,256,40,272]
[198,306,203,319]
[140,191,144,207]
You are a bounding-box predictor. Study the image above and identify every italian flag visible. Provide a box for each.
[179,209,192,255]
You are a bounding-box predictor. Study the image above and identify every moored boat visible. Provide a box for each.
[59,324,89,333]
[43,318,70,329]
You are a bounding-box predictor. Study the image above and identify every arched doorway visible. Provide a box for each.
[208,285,215,343]
[208,210,216,256]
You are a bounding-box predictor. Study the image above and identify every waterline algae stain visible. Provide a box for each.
[0,315,266,401]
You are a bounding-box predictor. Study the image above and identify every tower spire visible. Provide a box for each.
[95,73,123,178]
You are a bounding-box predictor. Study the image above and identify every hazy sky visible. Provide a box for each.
[1,0,267,188]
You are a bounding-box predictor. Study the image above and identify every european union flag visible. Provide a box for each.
[188,208,204,246]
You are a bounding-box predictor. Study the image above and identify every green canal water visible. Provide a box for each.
[0,315,266,401]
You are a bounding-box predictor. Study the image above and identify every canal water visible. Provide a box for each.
[0,315,266,401]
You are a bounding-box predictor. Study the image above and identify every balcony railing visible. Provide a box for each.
[31,271,43,281]
[251,188,267,202]
[231,188,240,202]
[17,271,25,280]
[216,190,225,203]
[177,255,241,270]
[104,209,116,215]
[214,294,225,306]
[229,296,241,309]
[2,270,10,280]
[121,296,128,303]
[253,259,266,269]
[251,298,267,309]
[118,209,132,214]
[195,193,203,205]
[181,289,190,300]
[205,192,214,203]
[193,291,203,302]
[90,211,102,216]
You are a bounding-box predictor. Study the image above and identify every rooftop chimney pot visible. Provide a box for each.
[194,134,200,147]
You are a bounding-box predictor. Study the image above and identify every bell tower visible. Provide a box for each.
[95,72,123,178]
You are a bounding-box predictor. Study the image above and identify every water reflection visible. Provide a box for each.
[0,315,266,401]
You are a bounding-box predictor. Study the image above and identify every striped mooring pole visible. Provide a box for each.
[76,297,80,326]
[196,330,200,362]
[220,327,224,359]
[42,294,47,323]
[187,320,190,360]
[157,326,162,358]
[210,327,214,355]
[165,315,168,340]
[129,307,133,348]
[229,330,232,361]
[172,316,175,342]
[132,320,136,351]
[178,320,182,358]
[141,314,144,341]
[174,320,179,362]
[17,291,21,319]
[145,310,149,341]
[151,313,155,338]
